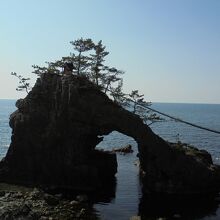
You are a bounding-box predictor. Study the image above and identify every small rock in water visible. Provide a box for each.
[113,144,134,153]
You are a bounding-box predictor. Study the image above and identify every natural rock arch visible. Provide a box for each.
[0,73,220,194]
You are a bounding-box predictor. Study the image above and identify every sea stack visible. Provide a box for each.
[0,72,220,194]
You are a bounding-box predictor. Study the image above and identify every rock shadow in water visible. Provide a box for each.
[139,193,220,220]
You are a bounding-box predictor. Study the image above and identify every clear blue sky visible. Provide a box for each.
[1,0,219,103]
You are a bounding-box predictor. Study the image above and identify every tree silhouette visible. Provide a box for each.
[126,90,164,125]
[70,38,94,75]
[11,72,31,94]
[90,40,109,86]
[12,38,162,125]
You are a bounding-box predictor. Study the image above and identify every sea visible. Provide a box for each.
[1,99,220,220]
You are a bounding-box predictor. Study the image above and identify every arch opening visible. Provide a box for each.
[94,131,141,219]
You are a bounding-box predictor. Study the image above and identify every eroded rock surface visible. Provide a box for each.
[0,183,96,220]
[0,72,220,194]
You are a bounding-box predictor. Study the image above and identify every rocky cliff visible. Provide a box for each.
[1,72,220,194]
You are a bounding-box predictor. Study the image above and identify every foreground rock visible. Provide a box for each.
[0,72,220,194]
[0,183,96,220]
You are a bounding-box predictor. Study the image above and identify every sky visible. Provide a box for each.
[0,0,219,103]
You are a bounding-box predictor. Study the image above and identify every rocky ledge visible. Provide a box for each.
[0,72,220,195]
[0,183,96,220]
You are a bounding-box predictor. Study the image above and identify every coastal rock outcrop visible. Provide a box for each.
[0,72,220,194]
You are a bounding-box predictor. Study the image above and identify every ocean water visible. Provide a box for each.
[0,100,16,159]
[1,100,220,220]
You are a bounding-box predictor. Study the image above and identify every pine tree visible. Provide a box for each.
[11,72,31,94]
[126,90,163,125]
[70,38,94,75]
[89,40,109,86]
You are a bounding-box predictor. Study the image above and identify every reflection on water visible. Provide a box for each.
[94,153,141,220]
[93,166,220,220]
[92,166,220,220]
[139,193,220,220]
[95,132,140,220]
[91,177,116,204]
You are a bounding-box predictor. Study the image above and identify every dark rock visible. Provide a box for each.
[44,193,60,206]
[29,188,44,200]
[0,191,5,197]
[54,193,63,199]
[16,204,31,216]
[76,194,88,203]
[76,208,87,218]
[112,144,134,153]
[0,72,220,195]
[70,200,80,206]
[12,191,24,199]
[173,214,181,218]
[0,204,31,219]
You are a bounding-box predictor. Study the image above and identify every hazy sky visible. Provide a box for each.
[1,0,219,103]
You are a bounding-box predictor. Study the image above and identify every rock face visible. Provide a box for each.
[1,72,220,194]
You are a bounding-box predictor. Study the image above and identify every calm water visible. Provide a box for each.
[1,100,220,220]
[0,100,16,159]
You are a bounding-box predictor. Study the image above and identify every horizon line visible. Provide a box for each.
[0,98,220,105]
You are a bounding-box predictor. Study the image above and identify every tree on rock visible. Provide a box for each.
[11,72,31,94]
[70,38,94,75]
[12,38,162,126]
[89,40,109,86]
[126,90,164,125]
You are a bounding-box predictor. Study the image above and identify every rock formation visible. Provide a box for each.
[0,72,220,194]
[112,144,134,153]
